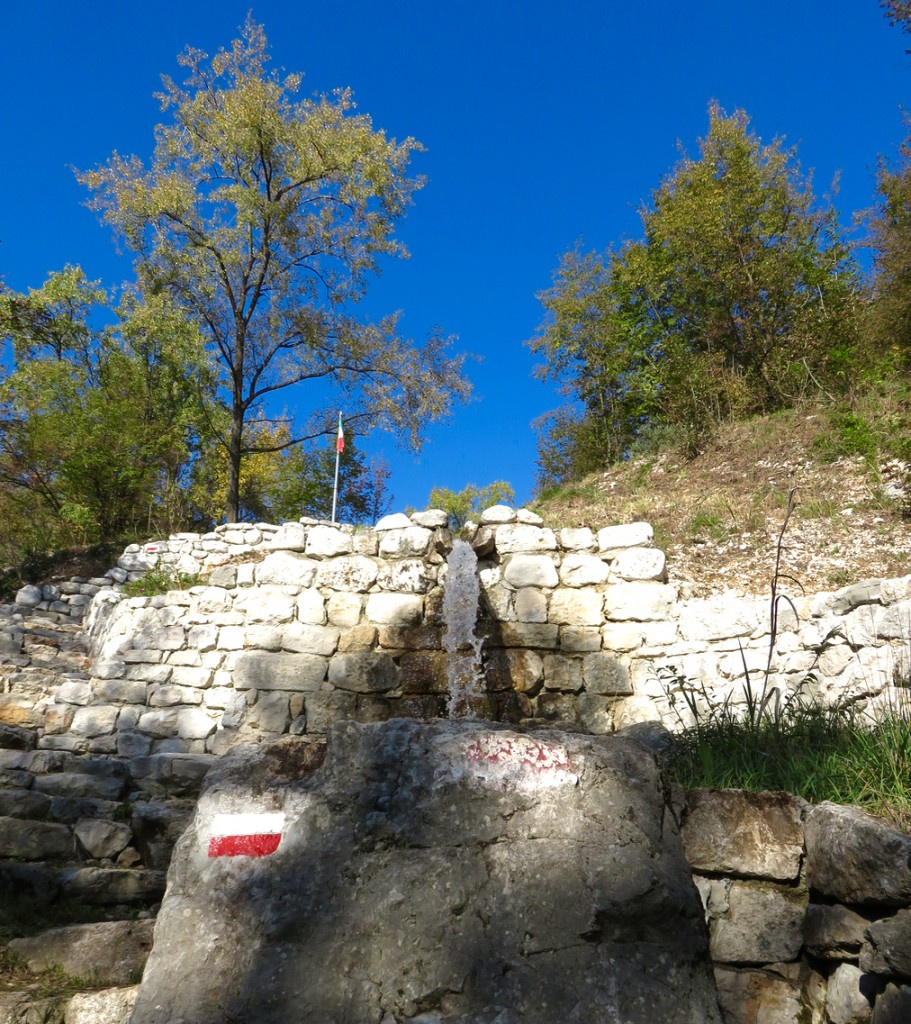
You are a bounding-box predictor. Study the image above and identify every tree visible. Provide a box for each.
[883,1,911,32]
[0,267,210,547]
[530,105,861,479]
[868,137,911,357]
[427,481,515,530]
[79,17,470,523]
[187,413,392,525]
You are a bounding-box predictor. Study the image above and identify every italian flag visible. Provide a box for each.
[336,412,345,453]
[207,812,285,858]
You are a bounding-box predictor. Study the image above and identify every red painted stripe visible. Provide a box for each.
[208,833,282,858]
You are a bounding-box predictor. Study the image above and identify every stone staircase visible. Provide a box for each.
[0,601,207,1023]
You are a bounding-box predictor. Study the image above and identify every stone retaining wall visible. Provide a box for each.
[680,789,911,1023]
[11,506,907,757]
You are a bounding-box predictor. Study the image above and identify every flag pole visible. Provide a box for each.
[331,412,343,523]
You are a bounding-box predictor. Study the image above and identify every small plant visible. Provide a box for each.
[662,485,911,828]
[121,564,201,598]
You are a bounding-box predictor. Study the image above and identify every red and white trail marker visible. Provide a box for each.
[207,812,285,858]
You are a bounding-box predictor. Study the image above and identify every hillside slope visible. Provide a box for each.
[533,408,911,598]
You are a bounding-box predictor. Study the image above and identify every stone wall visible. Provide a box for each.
[13,505,907,759]
[680,789,911,1023]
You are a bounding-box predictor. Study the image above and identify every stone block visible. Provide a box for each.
[398,650,449,694]
[515,588,548,623]
[281,622,340,656]
[803,904,872,961]
[268,522,307,551]
[256,551,319,586]
[478,504,516,524]
[874,984,911,1023]
[710,880,806,964]
[234,588,296,624]
[128,753,215,797]
[0,817,73,859]
[66,985,140,1024]
[406,509,446,529]
[126,663,173,685]
[128,722,721,1024]
[604,583,676,622]
[681,789,805,882]
[501,553,558,588]
[678,596,760,641]
[484,649,544,695]
[303,691,358,733]
[612,547,667,582]
[74,819,133,859]
[177,708,217,740]
[583,653,632,695]
[549,588,604,626]
[34,768,127,802]
[378,526,433,557]
[560,626,601,652]
[0,788,51,819]
[375,512,411,530]
[861,908,911,979]
[713,966,818,1024]
[60,867,166,905]
[328,652,398,693]
[337,625,378,652]
[542,654,584,693]
[217,625,246,650]
[494,524,557,553]
[826,963,876,1024]
[377,558,438,594]
[559,552,609,587]
[499,622,560,648]
[234,651,327,692]
[91,680,147,706]
[365,593,423,626]
[247,692,291,734]
[805,802,911,906]
[325,592,362,626]
[169,666,213,688]
[559,527,595,551]
[302,526,352,558]
[597,522,653,551]
[243,625,283,650]
[137,708,179,738]
[47,680,91,713]
[315,555,379,592]
[9,921,152,983]
[296,589,327,624]
[70,706,119,738]
[116,732,153,757]
[44,705,74,734]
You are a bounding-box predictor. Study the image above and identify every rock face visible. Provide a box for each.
[131,720,722,1024]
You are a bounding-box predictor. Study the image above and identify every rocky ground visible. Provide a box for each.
[534,408,911,599]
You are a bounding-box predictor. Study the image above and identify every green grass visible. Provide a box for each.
[121,564,202,598]
[663,678,911,829]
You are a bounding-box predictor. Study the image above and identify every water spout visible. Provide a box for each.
[442,539,485,718]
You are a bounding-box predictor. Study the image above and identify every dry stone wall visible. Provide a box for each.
[680,789,911,1024]
[13,505,908,759]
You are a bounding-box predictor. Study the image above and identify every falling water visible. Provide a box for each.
[442,539,485,719]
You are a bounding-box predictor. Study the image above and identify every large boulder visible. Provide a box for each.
[130,721,722,1024]
[805,803,911,906]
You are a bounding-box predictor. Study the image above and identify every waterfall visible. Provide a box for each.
[442,539,485,718]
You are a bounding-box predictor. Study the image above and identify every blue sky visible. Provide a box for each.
[1,1,908,515]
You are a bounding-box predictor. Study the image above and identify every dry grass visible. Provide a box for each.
[533,407,911,597]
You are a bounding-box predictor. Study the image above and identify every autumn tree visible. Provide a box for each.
[188,413,391,525]
[530,105,861,483]
[0,267,210,547]
[427,480,515,529]
[79,18,470,523]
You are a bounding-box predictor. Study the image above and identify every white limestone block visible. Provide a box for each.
[502,554,559,588]
[597,522,654,552]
